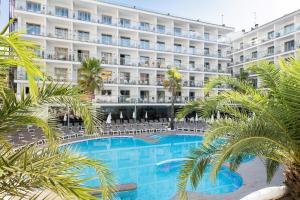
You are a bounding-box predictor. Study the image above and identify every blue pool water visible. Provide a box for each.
[67,135,244,200]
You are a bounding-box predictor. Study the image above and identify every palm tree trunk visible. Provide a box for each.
[170,96,175,130]
[283,164,300,200]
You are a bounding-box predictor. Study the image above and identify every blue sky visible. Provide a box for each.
[1,0,300,31]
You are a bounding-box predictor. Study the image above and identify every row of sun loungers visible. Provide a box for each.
[6,120,207,147]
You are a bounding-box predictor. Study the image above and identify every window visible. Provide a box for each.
[140,73,149,83]
[54,47,68,60]
[174,59,182,67]
[240,42,244,49]
[157,90,166,101]
[157,41,165,51]
[55,27,68,39]
[218,49,222,57]
[119,18,131,28]
[189,61,195,69]
[140,39,150,49]
[189,92,195,100]
[101,90,112,96]
[174,44,182,53]
[25,87,30,94]
[120,72,130,83]
[26,23,40,35]
[26,1,41,12]
[140,56,150,66]
[283,24,294,34]
[140,22,150,31]
[120,54,130,65]
[101,52,113,64]
[77,50,89,61]
[120,37,131,47]
[252,79,258,88]
[229,68,233,76]
[120,72,130,84]
[157,24,165,33]
[189,46,196,54]
[157,91,165,102]
[78,11,91,21]
[240,55,244,62]
[267,31,274,39]
[218,63,222,71]
[140,90,149,101]
[251,51,257,59]
[267,46,274,55]
[54,68,68,81]
[55,6,68,17]
[204,76,209,83]
[204,62,210,70]
[102,15,112,25]
[120,90,130,97]
[284,40,295,52]
[189,76,195,87]
[175,91,182,97]
[78,31,89,41]
[120,90,130,95]
[156,74,165,82]
[157,57,165,68]
[204,47,210,56]
[174,27,182,36]
[101,34,112,45]
[251,37,257,45]
[204,32,210,40]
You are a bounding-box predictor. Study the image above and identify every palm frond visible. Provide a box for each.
[0,144,115,200]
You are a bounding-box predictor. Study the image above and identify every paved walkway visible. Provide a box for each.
[172,158,284,200]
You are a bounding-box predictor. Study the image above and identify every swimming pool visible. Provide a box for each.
[67,135,243,200]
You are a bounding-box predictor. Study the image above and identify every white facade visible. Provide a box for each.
[229,9,300,87]
[11,0,233,110]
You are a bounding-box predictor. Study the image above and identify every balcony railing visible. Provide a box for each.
[16,24,232,59]
[231,43,300,66]
[232,24,300,53]
[32,50,230,74]
[14,1,231,44]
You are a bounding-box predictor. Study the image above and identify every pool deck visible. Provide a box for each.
[171,158,284,200]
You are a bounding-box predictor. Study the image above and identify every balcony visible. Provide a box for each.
[119,79,136,85]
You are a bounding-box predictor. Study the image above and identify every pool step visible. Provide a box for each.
[91,183,137,195]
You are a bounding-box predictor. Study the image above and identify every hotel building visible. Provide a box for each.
[10,0,234,119]
[229,9,300,87]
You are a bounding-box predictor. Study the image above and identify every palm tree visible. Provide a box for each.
[163,68,182,130]
[0,21,115,199]
[78,58,103,100]
[177,58,300,200]
[236,69,250,82]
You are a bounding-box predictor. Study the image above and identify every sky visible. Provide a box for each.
[1,0,300,31]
